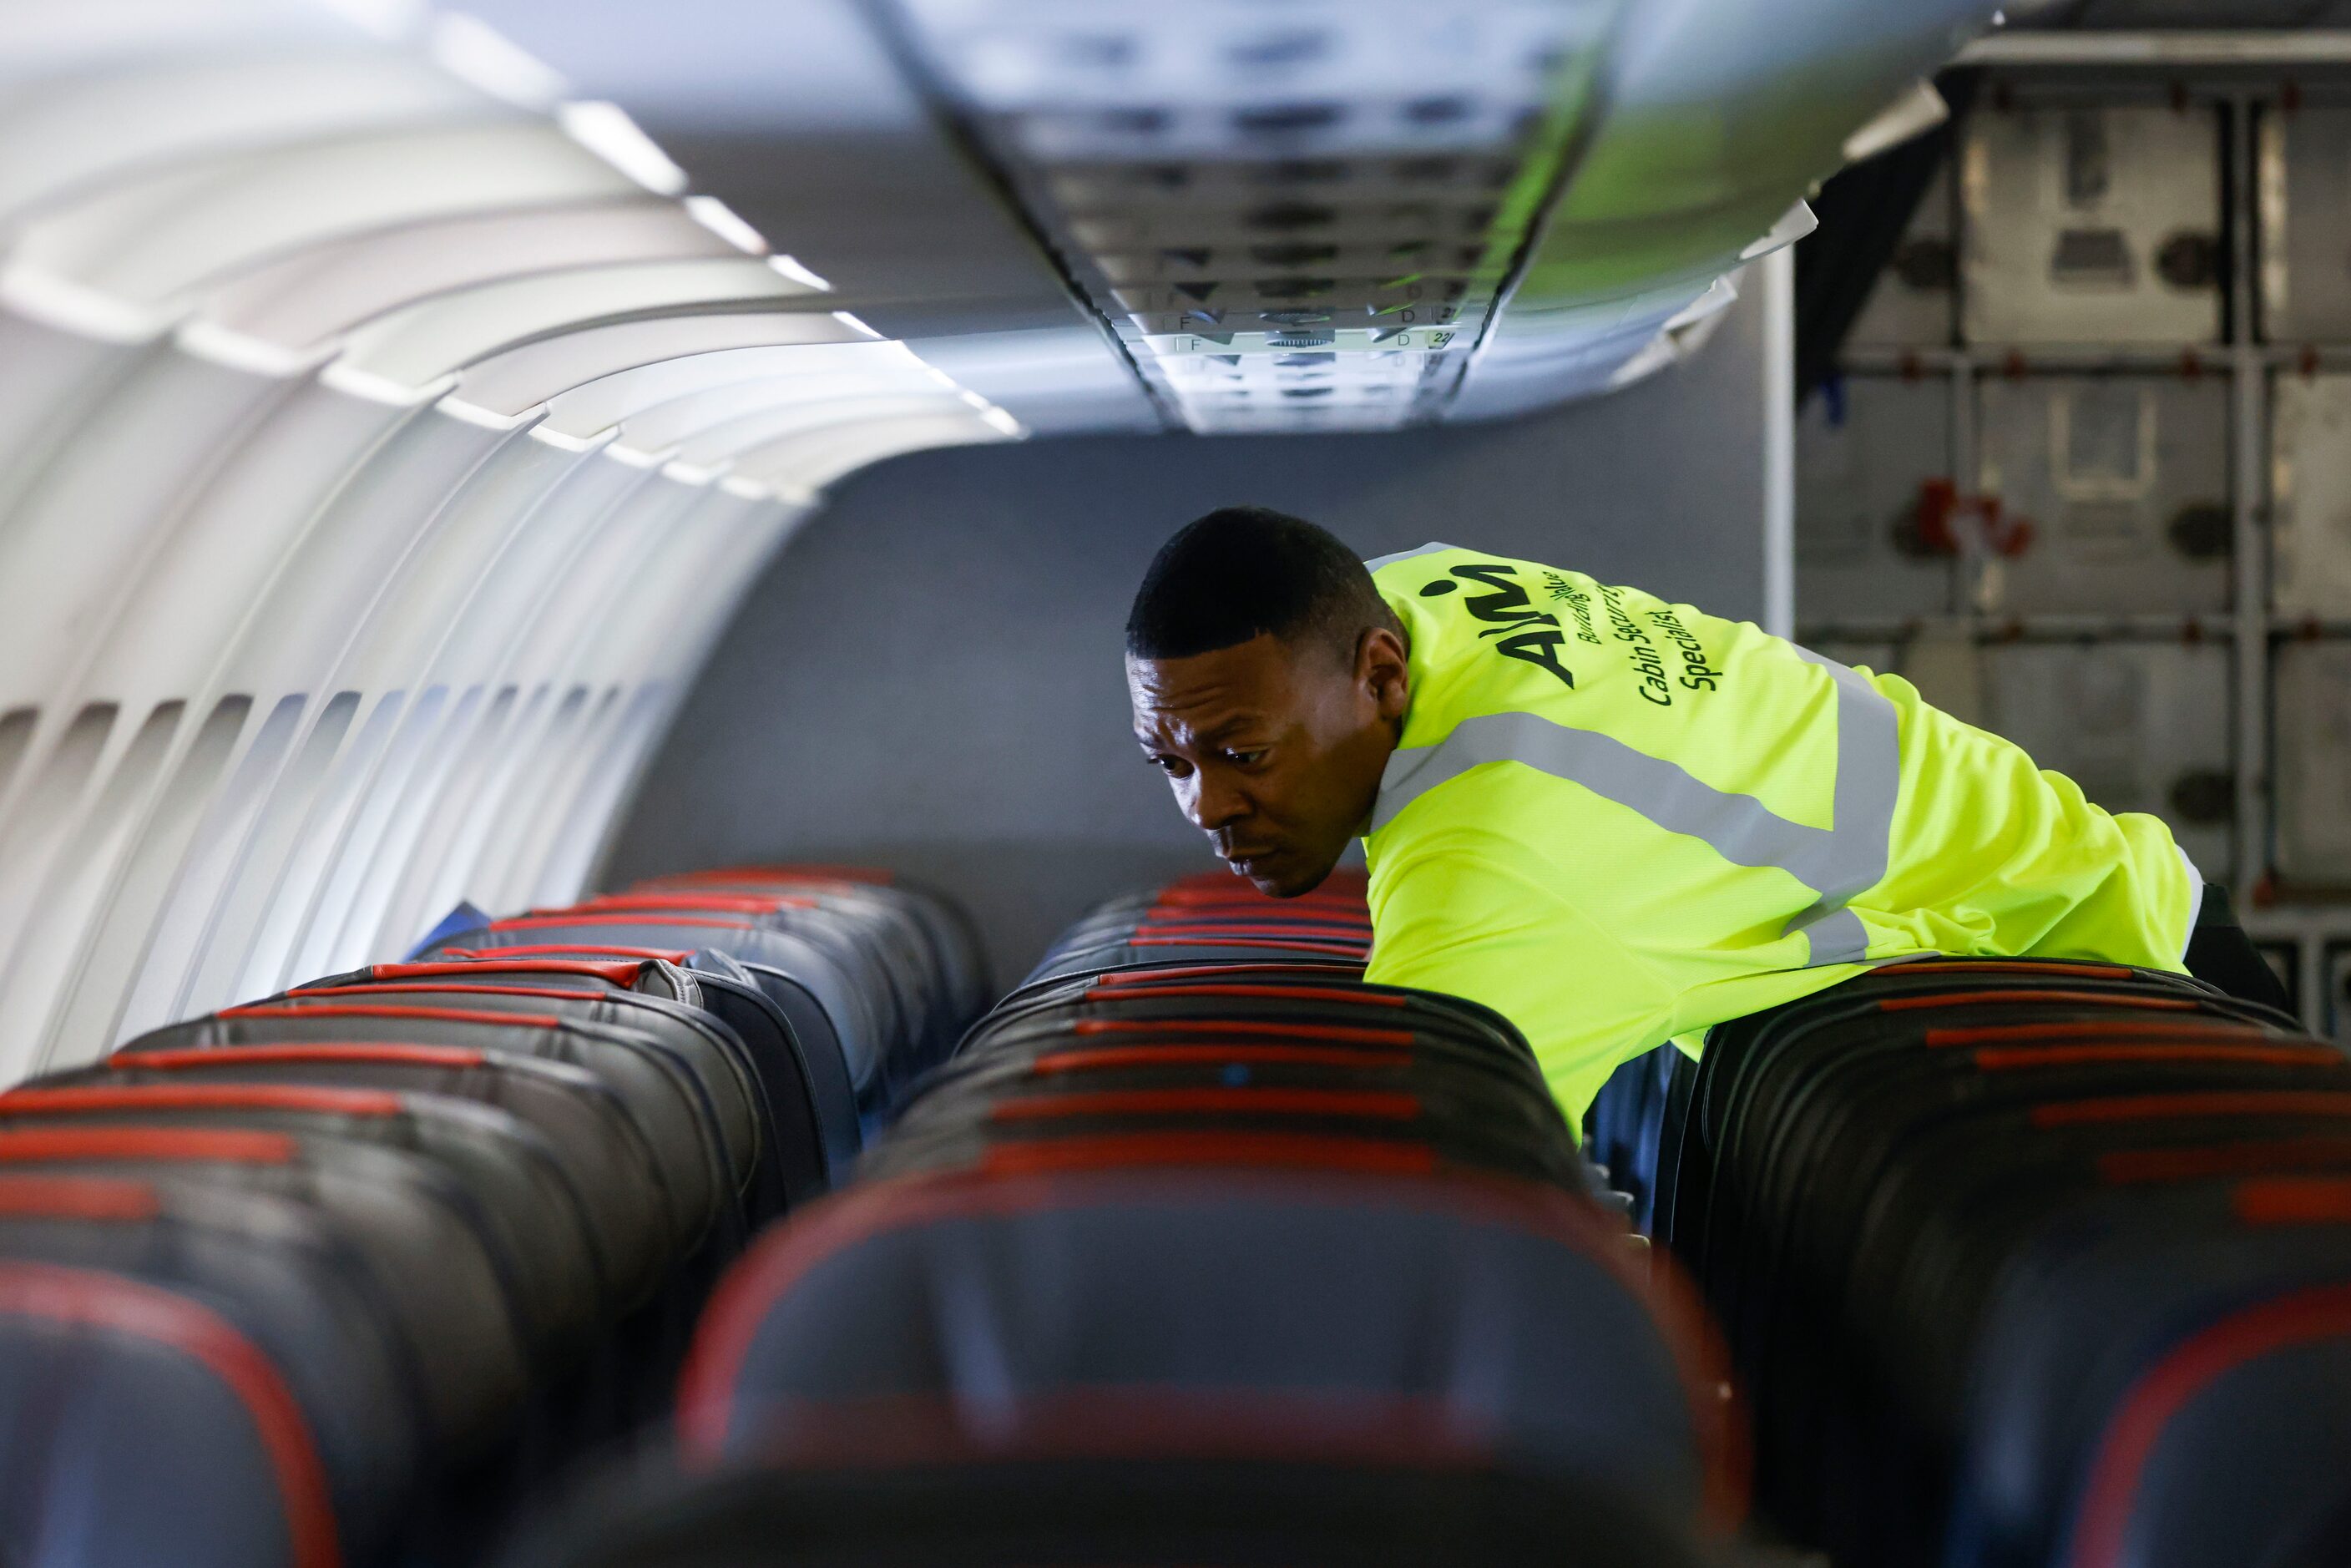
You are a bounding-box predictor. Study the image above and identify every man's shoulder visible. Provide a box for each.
[1367,542,1585,594]
[1373,546,1600,722]
[1366,820,1549,903]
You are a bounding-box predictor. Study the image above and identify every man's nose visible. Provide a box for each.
[1184,770,1251,834]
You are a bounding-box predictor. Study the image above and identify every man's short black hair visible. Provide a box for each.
[1126,506,1398,665]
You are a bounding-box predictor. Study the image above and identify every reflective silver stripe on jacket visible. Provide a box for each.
[1363,541,1458,572]
[1372,646,1901,969]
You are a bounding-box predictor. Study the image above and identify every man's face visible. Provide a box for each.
[1129,628,1408,897]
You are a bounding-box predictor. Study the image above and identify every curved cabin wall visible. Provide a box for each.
[0,4,1019,1082]
[0,301,828,1080]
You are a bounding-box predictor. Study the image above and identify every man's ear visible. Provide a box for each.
[1358,625,1411,721]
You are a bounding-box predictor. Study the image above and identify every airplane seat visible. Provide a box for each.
[0,867,978,1562]
[0,1259,345,1568]
[261,975,793,1206]
[119,1005,752,1248]
[680,1163,1725,1508]
[1632,957,2351,1567]
[462,941,865,1178]
[1010,873,1378,987]
[0,1174,426,1560]
[425,915,889,1120]
[621,878,1746,1566]
[504,1409,1716,1568]
[630,866,995,1035]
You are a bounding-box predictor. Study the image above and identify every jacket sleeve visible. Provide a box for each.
[1361,828,1678,1126]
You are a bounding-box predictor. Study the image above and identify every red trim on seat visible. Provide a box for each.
[114,1044,488,1072]
[1152,890,1366,908]
[2232,1176,2351,1226]
[1155,883,1363,898]
[980,1130,1436,1177]
[1972,1043,2341,1070]
[1170,867,1366,886]
[1137,924,1372,943]
[1891,959,2134,980]
[990,1087,1421,1122]
[0,1085,404,1118]
[1157,883,1363,904]
[1126,937,1369,958]
[0,1127,297,1165]
[1144,908,1371,923]
[0,1261,341,1568]
[696,1388,1487,1472]
[1070,1019,1416,1047]
[676,1163,1746,1533]
[1034,1044,1417,1075]
[1927,1020,2276,1048]
[487,913,766,933]
[2066,1282,2351,1568]
[0,1175,160,1221]
[1149,908,1368,923]
[1145,914,1368,928]
[578,893,818,914]
[1093,964,1368,987]
[1880,990,2202,1014]
[291,984,609,1005]
[362,959,645,984]
[223,1004,564,1029]
[2101,1138,2351,1186]
[450,945,692,964]
[2034,1092,2351,1128]
[1084,981,1403,1008]
[1150,893,1368,908]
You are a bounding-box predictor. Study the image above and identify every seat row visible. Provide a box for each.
[512,872,1746,1566]
[1015,869,1377,988]
[1593,957,2351,1568]
[0,865,978,1568]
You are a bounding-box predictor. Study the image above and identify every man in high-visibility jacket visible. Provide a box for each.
[1125,506,2288,1125]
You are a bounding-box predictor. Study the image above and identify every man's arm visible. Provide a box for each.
[1363,830,1677,1126]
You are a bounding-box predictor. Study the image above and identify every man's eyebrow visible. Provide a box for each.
[1194,716,1261,746]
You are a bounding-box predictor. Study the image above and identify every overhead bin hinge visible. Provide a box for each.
[1843,79,1953,167]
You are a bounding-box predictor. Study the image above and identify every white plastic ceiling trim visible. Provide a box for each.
[330,254,826,385]
[594,357,948,453]
[555,99,687,195]
[1842,78,1951,165]
[437,306,877,415]
[1740,201,1823,261]
[726,407,1012,490]
[199,198,738,349]
[4,120,641,307]
[425,10,568,107]
[533,339,933,439]
[0,0,407,83]
[0,49,514,222]
[666,390,979,467]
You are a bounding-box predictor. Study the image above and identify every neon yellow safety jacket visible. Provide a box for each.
[1358,544,2202,1126]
